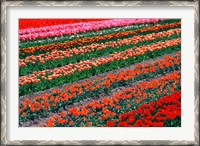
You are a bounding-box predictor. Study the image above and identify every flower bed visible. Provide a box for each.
[113,91,181,127]
[19,19,108,29]
[41,72,181,127]
[19,28,181,72]
[19,53,180,122]
[19,19,163,41]
[18,18,181,127]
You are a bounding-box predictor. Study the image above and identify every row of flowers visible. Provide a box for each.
[20,34,181,76]
[19,19,163,41]
[19,53,181,122]
[19,38,181,86]
[108,91,181,127]
[19,22,149,49]
[19,41,181,96]
[19,20,181,53]
[19,19,108,30]
[39,71,181,127]
[19,28,181,68]
[19,21,154,52]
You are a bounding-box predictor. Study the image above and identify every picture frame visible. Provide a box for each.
[1,0,199,145]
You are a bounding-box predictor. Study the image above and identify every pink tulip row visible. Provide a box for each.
[19,38,181,86]
[19,28,181,67]
[19,19,163,41]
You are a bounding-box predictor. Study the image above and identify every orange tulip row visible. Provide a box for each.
[41,71,181,127]
[19,53,180,121]
[19,28,181,67]
[19,38,181,86]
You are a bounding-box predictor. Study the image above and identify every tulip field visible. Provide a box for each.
[19,19,181,127]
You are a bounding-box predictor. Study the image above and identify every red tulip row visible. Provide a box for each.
[19,28,181,67]
[40,71,181,127]
[19,38,181,86]
[19,19,108,30]
[19,19,162,41]
[19,53,181,121]
[108,91,181,127]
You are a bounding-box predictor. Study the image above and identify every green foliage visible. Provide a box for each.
[163,117,181,127]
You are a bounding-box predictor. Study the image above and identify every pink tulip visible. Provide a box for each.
[19,19,164,41]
